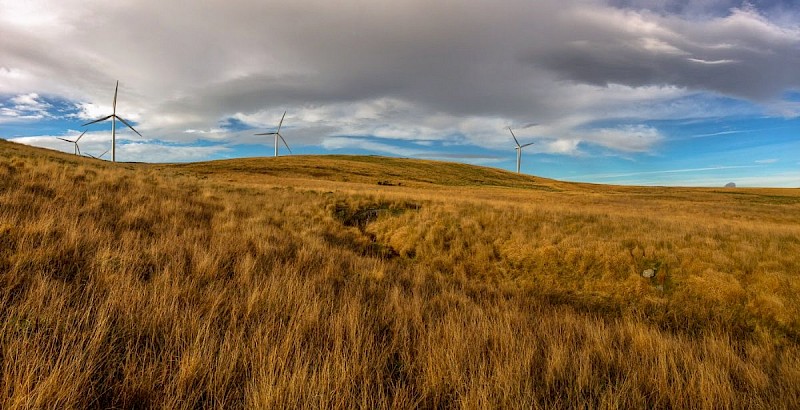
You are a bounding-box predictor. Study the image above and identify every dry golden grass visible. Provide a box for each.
[1,139,799,408]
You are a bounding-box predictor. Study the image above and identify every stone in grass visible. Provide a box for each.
[641,268,657,278]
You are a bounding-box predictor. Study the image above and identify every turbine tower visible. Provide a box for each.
[255,111,292,157]
[509,127,534,174]
[82,81,142,162]
[57,130,86,156]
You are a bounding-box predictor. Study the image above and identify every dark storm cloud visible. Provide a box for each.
[532,5,800,100]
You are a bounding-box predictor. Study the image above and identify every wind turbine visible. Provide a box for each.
[57,130,86,156]
[82,81,143,162]
[255,111,292,157]
[84,148,110,160]
[508,127,534,174]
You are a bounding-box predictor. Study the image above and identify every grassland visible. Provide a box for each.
[1,139,799,408]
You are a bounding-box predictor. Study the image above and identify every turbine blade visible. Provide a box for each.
[276,111,286,134]
[508,128,520,146]
[521,142,534,148]
[57,137,74,143]
[74,130,87,142]
[113,80,118,113]
[116,116,143,137]
[76,145,81,156]
[83,114,113,126]
[254,132,278,135]
[278,133,292,154]
[99,149,110,158]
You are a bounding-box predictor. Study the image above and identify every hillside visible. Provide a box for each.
[1,139,800,408]
[172,154,568,189]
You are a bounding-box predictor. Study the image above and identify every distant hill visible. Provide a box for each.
[1,139,795,197]
[170,154,570,190]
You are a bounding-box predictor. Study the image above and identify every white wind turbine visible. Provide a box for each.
[255,111,292,157]
[82,81,143,162]
[57,130,86,156]
[84,148,110,160]
[509,127,534,174]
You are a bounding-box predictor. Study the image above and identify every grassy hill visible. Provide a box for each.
[172,154,568,189]
[2,139,799,408]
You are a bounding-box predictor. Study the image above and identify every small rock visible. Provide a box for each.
[641,268,656,278]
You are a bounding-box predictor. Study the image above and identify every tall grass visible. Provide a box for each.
[1,140,799,408]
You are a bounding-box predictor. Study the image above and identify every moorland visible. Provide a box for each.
[1,139,799,408]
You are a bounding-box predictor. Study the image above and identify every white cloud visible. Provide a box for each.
[564,164,800,187]
[544,139,582,155]
[687,58,737,64]
[71,102,112,121]
[765,100,800,118]
[577,125,664,152]
[684,130,745,139]
[184,128,225,134]
[10,132,114,156]
[9,132,231,162]
[119,143,231,163]
[571,164,761,180]
[11,93,46,108]
[0,93,52,121]
[612,171,800,188]
[321,137,420,157]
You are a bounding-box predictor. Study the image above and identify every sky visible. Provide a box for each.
[1,0,798,187]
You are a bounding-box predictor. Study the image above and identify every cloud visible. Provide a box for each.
[0,93,52,121]
[534,5,800,100]
[754,158,778,164]
[687,58,737,65]
[119,143,232,163]
[685,129,746,139]
[321,137,421,157]
[421,152,504,161]
[319,137,506,165]
[71,102,115,122]
[607,171,800,188]
[0,0,798,161]
[9,132,231,162]
[543,139,582,155]
[571,164,762,180]
[10,132,116,156]
[577,125,664,152]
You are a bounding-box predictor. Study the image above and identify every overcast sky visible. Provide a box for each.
[1,0,798,186]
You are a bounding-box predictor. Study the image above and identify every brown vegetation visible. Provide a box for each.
[1,139,799,408]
